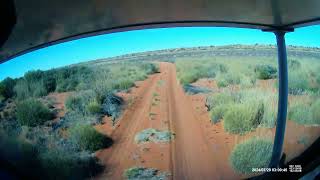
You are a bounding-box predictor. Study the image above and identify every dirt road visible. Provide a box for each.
[166,63,233,180]
[95,62,238,179]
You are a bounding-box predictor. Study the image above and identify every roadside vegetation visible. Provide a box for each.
[0,60,159,179]
[177,56,320,130]
[230,137,273,174]
[206,89,277,133]
[176,55,320,175]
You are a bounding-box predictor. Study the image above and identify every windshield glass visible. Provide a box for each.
[0,26,319,180]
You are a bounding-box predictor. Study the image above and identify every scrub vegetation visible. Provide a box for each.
[229,137,273,174]
[1,45,319,178]
[176,54,320,175]
[0,60,159,179]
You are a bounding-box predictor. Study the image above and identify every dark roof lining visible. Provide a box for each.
[0,19,317,64]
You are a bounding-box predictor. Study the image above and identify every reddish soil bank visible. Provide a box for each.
[94,62,320,180]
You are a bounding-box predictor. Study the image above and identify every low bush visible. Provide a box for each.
[209,105,228,124]
[65,90,97,115]
[176,61,228,85]
[14,79,47,100]
[140,63,159,74]
[112,78,135,90]
[223,101,264,134]
[254,64,277,80]
[124,167,169,180]
[288,98,320,125]
[206,92,235,110]
[288,70,310,95]
[0,131,104,180]
[69,124,113,152]
[135,128,174,143]
[86,101,101,114]
[216,72,241,88]
[288,59,301,70]
[39,149,103,180]
[0,77,16,99]
[16,98,54,127]
[230,138,273,174]
[206,88,277,131]
[57,111,102,130]
[0,132,41,179]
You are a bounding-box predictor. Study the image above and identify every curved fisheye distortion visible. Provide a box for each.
[0,1,320,180]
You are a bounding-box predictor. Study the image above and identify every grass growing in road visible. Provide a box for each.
[230,137,273,174]
[135,128,174,143]
[124,167,170,180]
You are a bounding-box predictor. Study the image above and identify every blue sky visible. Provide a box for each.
[0,25,319,80]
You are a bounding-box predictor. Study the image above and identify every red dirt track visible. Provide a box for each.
[94,62,320,180]
[95,62,232,180]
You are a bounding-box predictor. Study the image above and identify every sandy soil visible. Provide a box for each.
[95,62,172,179]
[93,62,320,180]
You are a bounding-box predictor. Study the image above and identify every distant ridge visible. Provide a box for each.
[82,44,320,66]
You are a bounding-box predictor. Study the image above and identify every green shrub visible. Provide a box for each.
[288,59,301,70]
[0,77,16,99]
[206,89,277,129]
[65,90,96,114]
[254,64,277,80]
[230,138,273,174]
[260,100,277,128]
[289,98,320,125]
[0,132,41,179]
[216,72,241,88]
[216,78,228,88]
[0,131,103,180]
[179,72,199,85]
[206,92,235,110]
[14,79,48,100]
[16,98,54,126]
[210,105,228,124]
[140,63,159,74]
[124,167,169,180]
[69,124,113,152]
[0,94,4,103]
[39,149,103,180]
[288,70,310,95]
[239,75,256,88]
[59,111,102,128]
[223,101,264,134]
[112,78,135,90]
[311,99,320,124]
[86,101,101,114]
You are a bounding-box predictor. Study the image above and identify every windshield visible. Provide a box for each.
[0,26,319,180]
